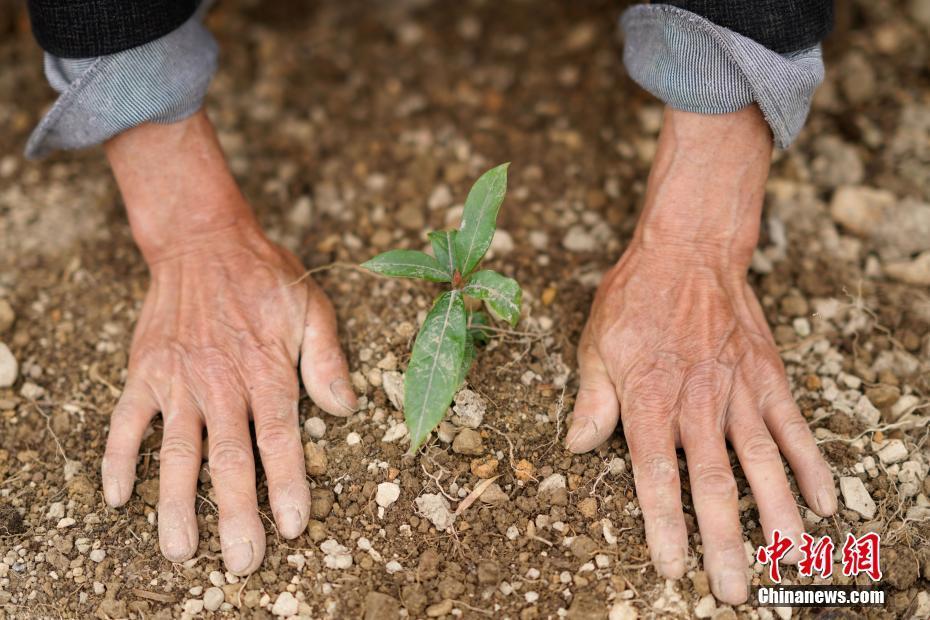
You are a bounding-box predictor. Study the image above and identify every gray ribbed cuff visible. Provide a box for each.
[25,12,218,159]
[621,4,824,149]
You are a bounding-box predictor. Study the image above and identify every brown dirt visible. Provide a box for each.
[1,1,929,619]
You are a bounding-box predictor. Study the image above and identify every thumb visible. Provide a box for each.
[565,326,620,453]
[299,286,357,417]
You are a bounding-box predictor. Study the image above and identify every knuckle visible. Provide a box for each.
[160,435,200,463]
[713,536,747,559]
[197,348,238,383]
[256,419,298,455]
[694,465,737,500]
[635,454,679,485]
[777,414,810,442]
[626,363,681,417]
[208,438,252,476]
[681,361,729,413]
[739,431,780,465]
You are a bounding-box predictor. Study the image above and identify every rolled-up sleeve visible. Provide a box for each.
[25,6,217,159]
[622,1,834,148]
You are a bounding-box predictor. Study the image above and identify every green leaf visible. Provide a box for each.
[456,332,477,388]
[467,310,491,345]
[454,163,509,275]
[428,230,458,278]
[404,291,467,453]
[463,270,522,327]
[361,249,449,282]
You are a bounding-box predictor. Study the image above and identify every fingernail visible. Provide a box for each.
[159,503,196,562]
[656,547,686,578]
[816,487,837,516]
[223,538,254,575]
[713,570,747,604]
[330,378,358,414]
[565,418,598,453]
[101,461,124,507]
[161,529,195,562]
[276,507,305,540]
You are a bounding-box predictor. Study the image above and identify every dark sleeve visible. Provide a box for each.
[26,0,199,58]
[660,1,834,54]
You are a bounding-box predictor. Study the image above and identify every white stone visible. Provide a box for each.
[853,395,881,426]
[382,422,408,443]
[0,342,17,388]
[608,457,626,476]
[609,601,639,620]
[183,599,204,614]
[538,473,567,496]
[89,549,106,562]
[489,229,515,256]
[47,502,65,519]
[382,371,404,411]
[203,587,224,611]
[694,594,716,618]
[830,186,894,236]
[451,389,486,428]
[385,560,403,574]
[840,476,876,519]
[414,493,454,530]
[304,417,326,440]
[208,570,225,587]
[376,482,401,508]
[56,517,75,529]
[320,539,353,570]
[428,184,453,210]
[877,439,909,465]
[346,432,361,446]
[272,591,299,616]
[885,251,930,286]
[562,225,595,252]
[890,394,920,420]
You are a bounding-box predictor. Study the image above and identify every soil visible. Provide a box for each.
[1,1,929,619]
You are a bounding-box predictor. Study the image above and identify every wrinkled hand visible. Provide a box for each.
[100,112,358,574]
[102,223,356,574]
[565,107,836,604]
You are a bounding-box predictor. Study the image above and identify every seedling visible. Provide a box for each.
[362,163,522,453]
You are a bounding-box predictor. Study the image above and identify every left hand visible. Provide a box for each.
[564,106,837,604]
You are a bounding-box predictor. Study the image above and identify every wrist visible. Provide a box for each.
[632,105,772,270]
[104,110,260,264]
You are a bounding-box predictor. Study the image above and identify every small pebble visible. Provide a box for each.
[304,417,326,439]
[203,587,224,612]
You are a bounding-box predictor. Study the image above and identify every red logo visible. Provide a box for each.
[755,530,794,583]
[756,531,881,583]
[798,533,834,578]
[841,532,882,581]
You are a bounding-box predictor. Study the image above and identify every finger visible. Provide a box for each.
[762,377,836,518]
[681,422,747,604]
[102,376,160,507]
[251,357,311,540]
[204,391,265,575]
[299,287,357,417]
[157,394,203,562]
[565,326,620,453]
[728,382,804,563]
[621,366,688,578]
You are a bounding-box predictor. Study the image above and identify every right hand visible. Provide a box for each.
[100,111,357,574]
